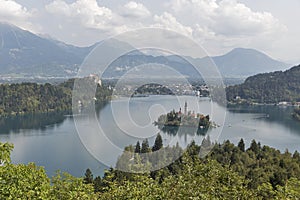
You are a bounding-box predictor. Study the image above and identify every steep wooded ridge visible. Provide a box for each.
[226,64,300,104]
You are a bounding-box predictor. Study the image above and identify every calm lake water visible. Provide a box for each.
[0,95,300,177]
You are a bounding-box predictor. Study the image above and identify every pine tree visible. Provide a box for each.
[238,138,245,152]
[141,139,150,153]
[84,168,93,184]
[152,133,163,152]
[93,176,102,192]
[135,141,141,153]
[249,139,259,154]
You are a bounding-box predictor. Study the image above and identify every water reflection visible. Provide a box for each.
[0,97,299,176]
[227,105,300,135]
[0,112,68,134]
[157,125,208,136]
[0,102,109,135]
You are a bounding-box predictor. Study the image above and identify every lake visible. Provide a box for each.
[0,95,300,177]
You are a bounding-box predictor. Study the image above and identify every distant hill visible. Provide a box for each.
[226,64,300,104]
[213,48,289,77]
[0,22,91,77]
[0,23,290,80]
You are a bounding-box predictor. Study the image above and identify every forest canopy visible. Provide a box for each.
[226,64,300,104]
[0,78,112,117]
[1,136,300,199]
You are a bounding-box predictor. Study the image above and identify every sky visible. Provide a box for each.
[0,0,299,64]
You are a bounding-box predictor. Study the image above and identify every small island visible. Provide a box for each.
[154,102,212,134]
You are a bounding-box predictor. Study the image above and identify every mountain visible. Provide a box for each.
[0,22,91,77]
[103,49,290,80]
[226,64,300,104]
[0,23,290,80]
[213,48,289,77]
[102,54,201,79]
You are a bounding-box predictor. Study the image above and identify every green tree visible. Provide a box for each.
[135,141,141,153]
[84,168,94,184]
[152,133,163,152]
[0,163,51,199]
[238,138,245,152]
[249,139,259,154]
[50,171,97,200]
[141,139,150,153]
[0,142,13,165]
[93,176,102,193]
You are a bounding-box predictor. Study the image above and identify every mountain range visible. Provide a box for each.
[0,22,290,79]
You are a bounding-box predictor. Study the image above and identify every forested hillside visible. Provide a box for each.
[226,64,300,104]
[0,78,112,116]
[2,137,300,199]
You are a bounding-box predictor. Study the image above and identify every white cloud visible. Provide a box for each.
[164,0,288,58]
[0,0,31,19]
[121,1,151,18]
[46,0,115,31]
[0,0,33,29]
[154,12,193,37]
[169,0,287,37]
[3,0,291,62]
[212,0,287,36]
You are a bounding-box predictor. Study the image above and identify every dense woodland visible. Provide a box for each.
[0,78,112,116]
[226,64,300,104]
[1,136,300,199]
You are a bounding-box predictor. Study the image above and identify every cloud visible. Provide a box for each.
[154,12,193,37]
[169,0,287,37]
[121,1,151,18]
[46,0,115,31]
[164,0,288,58]
[44,0,286,45]
[41,0,289,60]
[212,0,287,36]
[0,0,33,29]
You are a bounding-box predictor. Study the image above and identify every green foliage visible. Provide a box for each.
[276,178,300,199]
[0,78,112,117]
[98,153,254,199]
[0,82,72,116]
[50,171,97,200]
[0,163,51,199]
[84,168,94,184]
[238,138,245,152]
[133,83,174,96]
[134,141,141,153]
[97,138,300,199]
[0,142,13,165]
[226,64,300,104]
[152,133,163,152]
[155,109,212,137]
[0,142,97,200]
[0,142,50,199]
[2,138,300,199]
[141,139,150,153]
